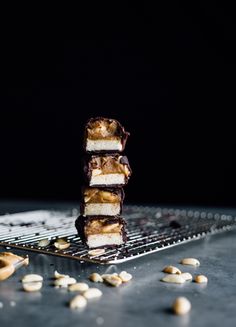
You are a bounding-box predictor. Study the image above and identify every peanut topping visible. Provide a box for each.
[87,119,119,140]
[85,219,122,235]
[84,188,121,204]
[90,156,130,177]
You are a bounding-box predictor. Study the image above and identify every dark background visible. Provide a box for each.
[1,3,236,206]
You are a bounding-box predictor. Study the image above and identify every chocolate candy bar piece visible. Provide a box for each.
[75,215,127,248]
[81,187,124,216]
[84,117,129,153]
[84,154,132,187]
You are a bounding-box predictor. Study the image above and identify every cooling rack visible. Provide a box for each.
[0,206,236,264]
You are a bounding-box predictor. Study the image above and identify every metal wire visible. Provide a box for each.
[0,206,236,264]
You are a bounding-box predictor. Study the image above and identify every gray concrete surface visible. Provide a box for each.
[0,202,236,327]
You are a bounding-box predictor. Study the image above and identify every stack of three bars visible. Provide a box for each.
[75,117,132,248]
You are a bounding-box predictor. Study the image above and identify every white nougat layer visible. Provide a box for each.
[84,203,121,216]
[90,173,125,186]
[86,139,122,152]
[87,233,124,248]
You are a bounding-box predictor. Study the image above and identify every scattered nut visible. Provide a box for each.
[54,277,76,288]
[54,239,70,250]
[83,288,103,299]
[68,283,89,292]
[23,282,43,292]
[89,273,103,283]
[21,274,43,292]
[0,252,29,268]
[103,274,122,287]
[181,272,193,281]
[180,258,200,266]
[163,266,181,275]
[194,275,208,283]
[172,297,191,315]
[161,274,186,284]
[21,274,43,283]
[38,239,50,247]
[70,295,87,309]
[88,249,105,257]
[54,270,70,279]
[119,271,132,282]
[101,273,118,279]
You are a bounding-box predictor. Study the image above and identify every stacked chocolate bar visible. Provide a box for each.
[75,117,132,248]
